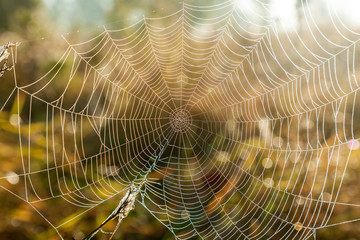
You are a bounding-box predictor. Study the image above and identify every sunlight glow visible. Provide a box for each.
[329,0,360,25]
[236,0,257,14]
[270,0,297,29]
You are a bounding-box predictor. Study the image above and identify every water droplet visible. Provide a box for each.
[347,139,359,150]
[226,119,237,132]
[181,210,189,220]
[294,222,303,231]
[295,196,305,206]
[6,171,19,185]
[262,158,273,169]
[216,151,230,163]
[300,119,314,129]
[9,114,21,126]
[272,137,283,148]
[264,178,274,188]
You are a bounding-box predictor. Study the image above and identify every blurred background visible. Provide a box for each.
[1,0,360,239]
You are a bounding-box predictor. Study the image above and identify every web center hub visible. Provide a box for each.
[169,109,191,133]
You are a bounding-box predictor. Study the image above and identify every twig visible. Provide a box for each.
[83,140,168,239]
[0,42,17,78]
[82,180,146,240]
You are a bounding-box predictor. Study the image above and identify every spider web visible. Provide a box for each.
[1,0,360,239]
